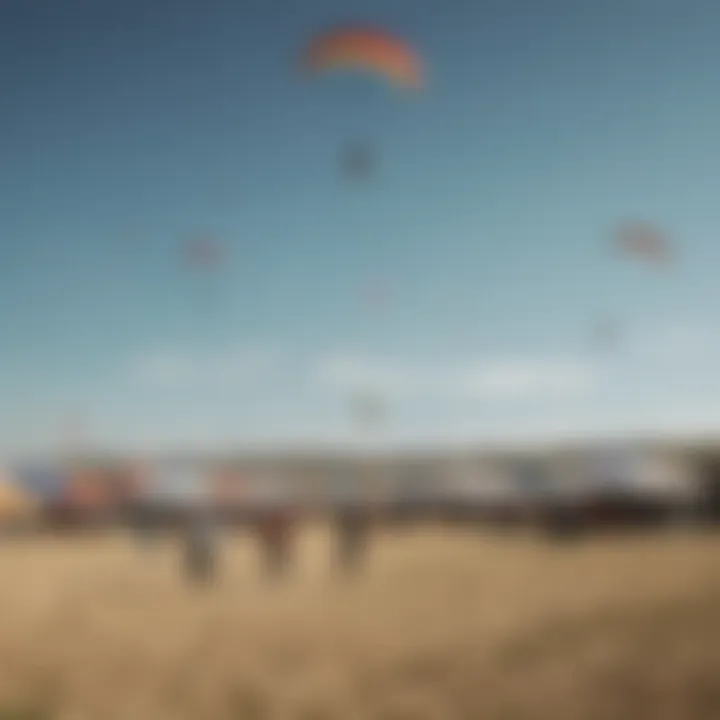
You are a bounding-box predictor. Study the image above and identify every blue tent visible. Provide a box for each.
[12,466,69,505]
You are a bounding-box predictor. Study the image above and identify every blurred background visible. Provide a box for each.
[2,0,720,718]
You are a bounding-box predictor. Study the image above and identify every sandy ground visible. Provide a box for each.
[0,523,718,719]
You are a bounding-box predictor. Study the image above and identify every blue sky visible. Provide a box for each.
[2,0,720,456]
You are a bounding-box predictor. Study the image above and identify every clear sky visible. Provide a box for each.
[2,0,720,457]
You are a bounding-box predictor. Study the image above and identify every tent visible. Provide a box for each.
[208,468,249,506]
[578,447,696,501]
[245,472,295,510]
[104,462,147,504]
[0,469,40,526]
[546,446,698,528]
[13,466,67,506]
[143,462,211,509]
[63,468,116,511]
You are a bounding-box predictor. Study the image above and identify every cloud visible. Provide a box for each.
[316,353,599,399]
[462,359,596,397]
[126,342,279,389]
[318,356,422,396]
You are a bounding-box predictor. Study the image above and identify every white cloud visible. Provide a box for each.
[463,359,596,397]
[318,356,422,396]
[126,342,279,389]
[316,353,599,399]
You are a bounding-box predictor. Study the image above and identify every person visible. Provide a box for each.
[334,501,371,574]
[542,502,583,541]
[133,500,157,550]
[124,464,157,550]
[184,505,217,584]
[259,504,295,578]
[258,508,290,578]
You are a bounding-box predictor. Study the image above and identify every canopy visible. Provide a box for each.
[302,26,423,90]
[445,463,528,506]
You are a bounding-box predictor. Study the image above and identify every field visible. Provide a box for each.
[0,523,719,720]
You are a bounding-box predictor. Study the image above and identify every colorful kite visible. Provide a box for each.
[301,25,424,90]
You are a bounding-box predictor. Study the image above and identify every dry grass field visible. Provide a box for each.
[0,523,719,720]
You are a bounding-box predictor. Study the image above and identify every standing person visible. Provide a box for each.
[184,504,217,584]
[261,509,283,578]
[258,503,295,579]
[132,499,157,550]
[255,476,296,579]
[334,501,371,574]
[125,462,158,551]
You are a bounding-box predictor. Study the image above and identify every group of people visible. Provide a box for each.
[179,503,372,584]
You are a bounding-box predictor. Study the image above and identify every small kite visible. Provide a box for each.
[613,220,674,266]
[340,141,376,179]
[186,237,224,269]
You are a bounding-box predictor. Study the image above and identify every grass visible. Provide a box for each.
[0,523,718,719]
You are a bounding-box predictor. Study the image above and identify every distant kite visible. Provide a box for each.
[185,237,224,270]
[340,141,376,179]
[301,26,424,90]
[613,221,674,266]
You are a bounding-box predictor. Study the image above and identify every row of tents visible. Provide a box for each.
[0,465,133,529]
[0,445,717,533]
[0,462,301,531]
